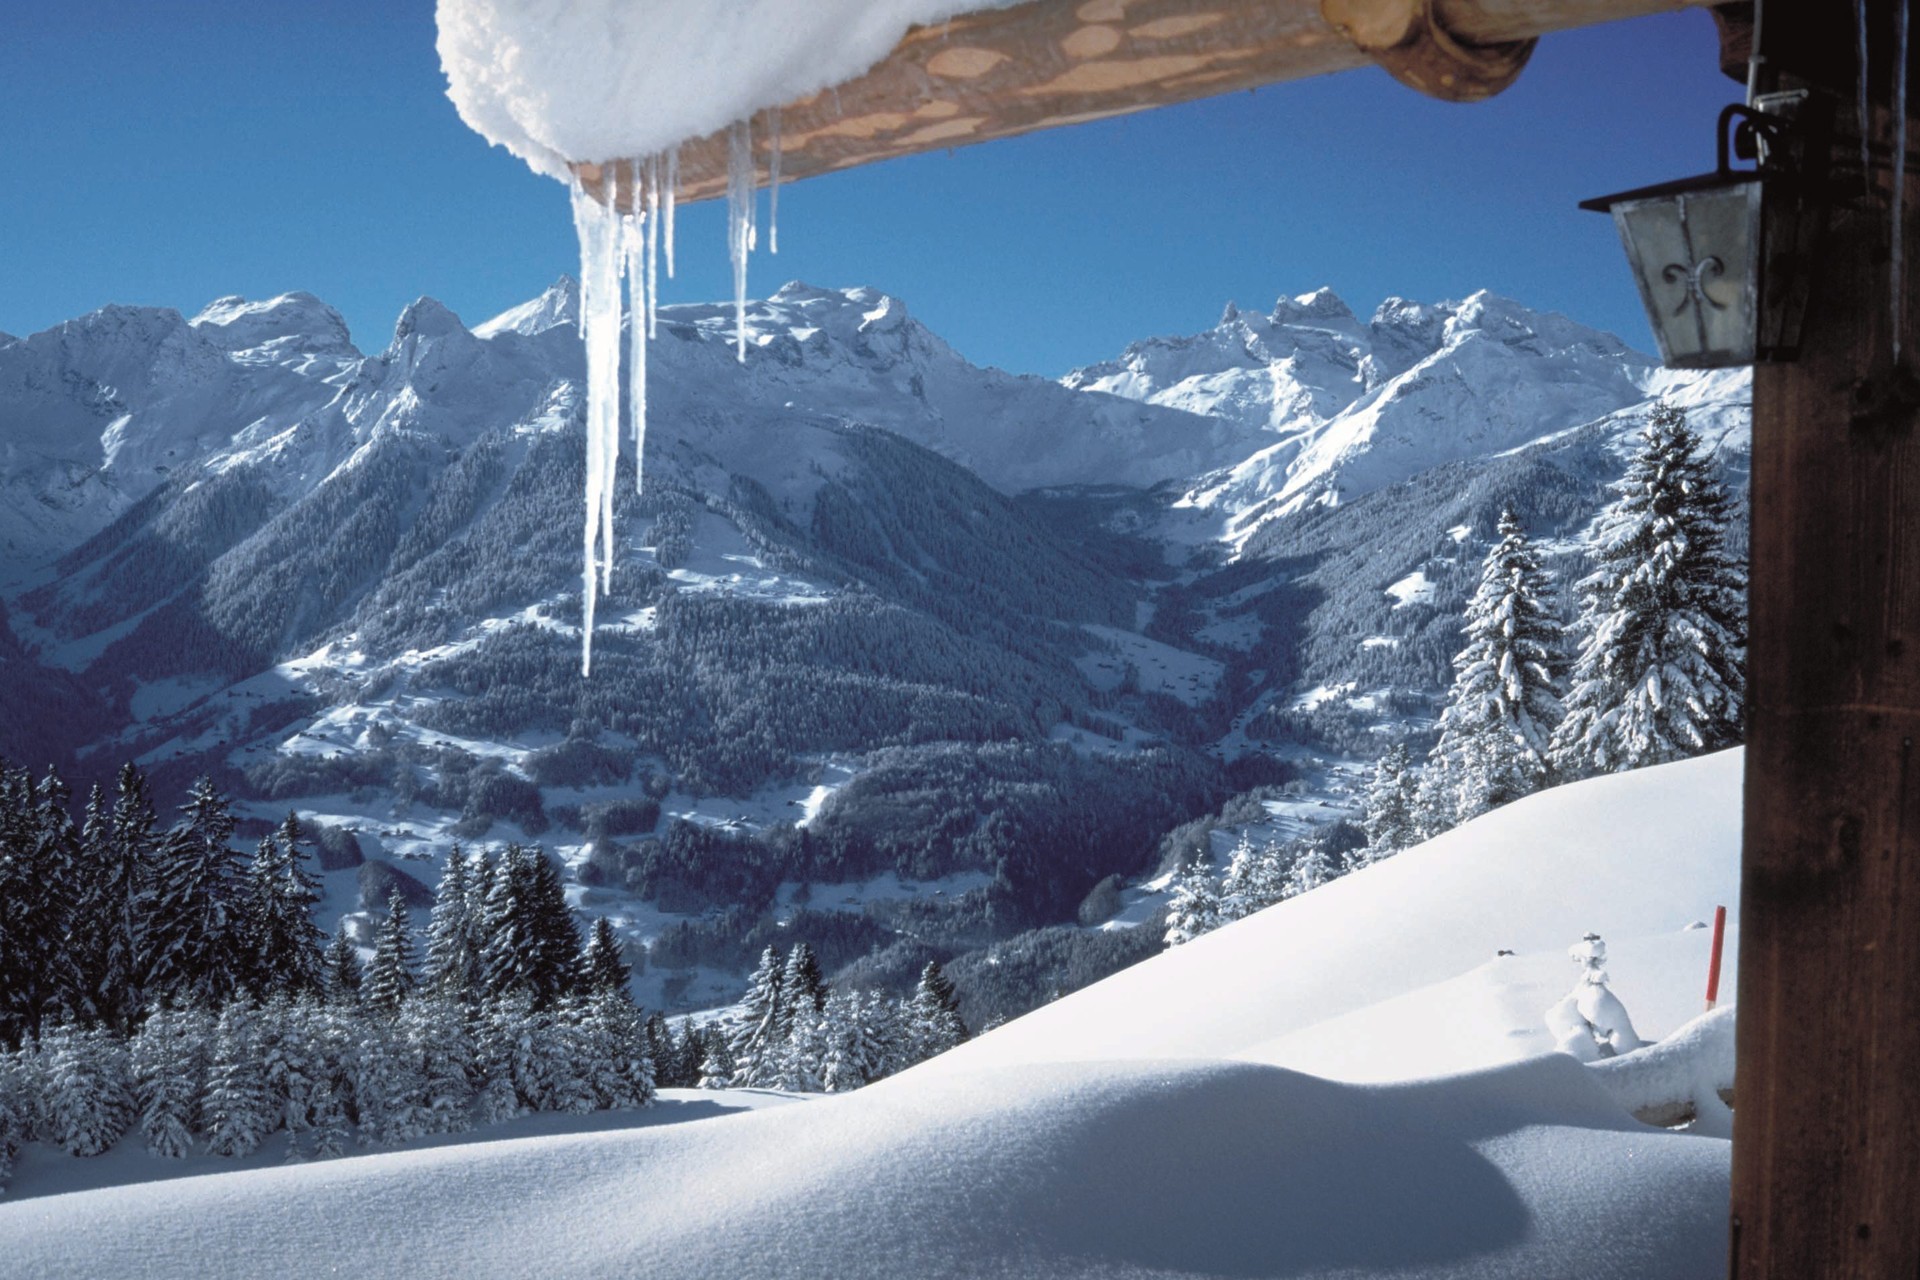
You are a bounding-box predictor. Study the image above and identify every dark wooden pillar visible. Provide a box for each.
[1731,2,1920,1274]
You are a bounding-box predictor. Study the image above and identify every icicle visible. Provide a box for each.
[624,206,648,501]
[726,118,758,363]
[1858,0,1874,195]
[664,146,679,279]
[768,108,782,255]
[569,175,625,676]
[645,154,661,339]
[1896,0,1911,362]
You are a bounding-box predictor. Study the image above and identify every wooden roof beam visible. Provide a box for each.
[574,0,1719,209]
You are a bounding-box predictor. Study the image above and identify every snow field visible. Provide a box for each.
[0,1056,1729,1279]
[924,748,1741,1079]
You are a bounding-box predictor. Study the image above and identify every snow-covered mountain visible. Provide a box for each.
[0,277,1748,1019]
[1066,287,1747,540]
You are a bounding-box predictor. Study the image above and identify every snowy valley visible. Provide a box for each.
[0,278,1749,1025]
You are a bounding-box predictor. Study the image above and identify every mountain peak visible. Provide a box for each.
[389,296,468,348]
[190,291,357,355]
[1271,287,1355,327]
[474,276,580,339]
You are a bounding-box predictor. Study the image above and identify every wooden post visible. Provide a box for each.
[1731,3,1920,1274]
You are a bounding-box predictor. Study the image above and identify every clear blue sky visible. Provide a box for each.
[1,1,1734,376]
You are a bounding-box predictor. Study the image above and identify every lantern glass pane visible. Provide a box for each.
[1611,181,1759,368]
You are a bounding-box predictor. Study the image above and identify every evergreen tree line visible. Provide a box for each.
[1162,827,1363,948]
[0,761,325,1044]
[714,944,970,1093]
[1362,403,1746,856]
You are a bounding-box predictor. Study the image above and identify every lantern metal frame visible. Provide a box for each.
[1582,94,1831,370]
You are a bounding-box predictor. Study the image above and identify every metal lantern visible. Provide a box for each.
[1582,96,1828,370]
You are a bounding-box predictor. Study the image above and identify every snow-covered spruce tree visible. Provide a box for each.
[725,946,788,1088]
[322,924,363,1004]
[39,1020,133,1157]
[577,992,655,1109]
[778,943,827,1037]
[909,961,969,1061]
[0,767,86,1044]
[474,994,537,1123]
[1287,844,1337,898]
[146,777,250,1012]
[423,846,478,1001]
[0,1047,19,1191]
[1220,833,1290,921]
[1426,509,1564,826]
[477,845,582,1008]
[775,1003,827,1093]
[204,1003,271,1158]
[398,995,475,1135]
[1359,743,1422,863]
[362,892,418,1016]
[77,765,161,1034]
[1551,403,1746,775]
[130,1004,211,1159]
[350,1014,427,1146]
[255,996,319,1160]
[1162,852,1223,947]
[580,916,631,999]
[253,814,327,998]
[696,1024,737,1090]
[531,1002,596,1115]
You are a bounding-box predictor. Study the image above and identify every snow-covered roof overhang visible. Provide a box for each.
[569,0,1720,208]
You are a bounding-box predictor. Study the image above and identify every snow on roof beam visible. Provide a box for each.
[574,0,1719,208]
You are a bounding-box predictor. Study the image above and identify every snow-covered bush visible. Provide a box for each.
[1545,933,1644,1062]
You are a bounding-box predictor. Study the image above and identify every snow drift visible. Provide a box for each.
[0,752,1743,1277]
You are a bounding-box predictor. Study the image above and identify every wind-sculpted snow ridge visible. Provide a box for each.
[0,1055,1728,1280]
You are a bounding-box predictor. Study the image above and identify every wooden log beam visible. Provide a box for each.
[575,0,1717,208]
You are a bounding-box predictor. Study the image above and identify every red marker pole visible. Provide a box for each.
[1704,903,1727,1011]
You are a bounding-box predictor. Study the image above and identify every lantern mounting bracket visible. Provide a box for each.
[1580,89,1833,370]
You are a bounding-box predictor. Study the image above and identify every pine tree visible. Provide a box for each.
[398,995,475,1135]
[130,1005,211,1159]
[909,961,968,1060]
[1360,743,1423,862]
[1427,509,1565,825]
[255,996,320,1159]
[725,946,788,1088]
[1162,852,1223,948]
[474,994,536,1124]
[323,924,363,1004]
[423,846,478,1001]
[40,1020,133,1157]
[696,1024,736,1090]
[204,1003,271,1158]
[77,768,158,1034]
[1220,833,1289,920]
[576,992,655,1109]
[146,777,250,1011]
[777,943,826,1037]
[267,814,326,995]
[362,893,418,1016]
[1287,844,1337,898]
[580,917,631,999]
[775,1003,827,1093]
[477,845,579,1007]
[0,768,86,1042]
[349,1015,426,1145]
[1551,403,1746,775]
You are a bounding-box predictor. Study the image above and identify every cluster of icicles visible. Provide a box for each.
[567,114,780,675]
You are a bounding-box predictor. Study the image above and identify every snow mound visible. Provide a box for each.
[0,1056,1728,1279]
[437,0,1016,180]
[925,748,1742,1081]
